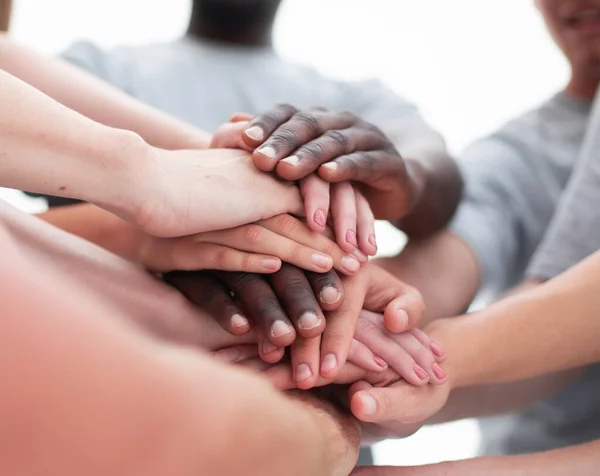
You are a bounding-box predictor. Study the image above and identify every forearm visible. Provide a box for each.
[0,69,151,219]
[432,251,600,388]
[0,34,210,149]
[0,235,335,476]
[36,203,143,262]
[374,230,479,324]
[397,152,463,238]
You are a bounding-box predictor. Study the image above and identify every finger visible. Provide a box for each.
[383,290,425,334]
[236,356,275,373]
[410,328,447,363]
[245,104,299,170]
[213,345,260,365]
[355,190,377,256]
[331,182,358,254]
[251,109,357,173]
[290,335,322,390]
[390,332,447,385]
[257,214,361,275]
[164,271,251,336]
[346,339,388,374]
[319,149,404,186]
[209,121,253,150]
[305,269,344,312]
[276,125,382,181]
[193,224,334,273]
[268,264,325,340]
[354,314,429,386]
[229,112,253,122]
[300,174,330,233]
[258,334,286,364]
[349,380,447,425]
[157,239,284,273]
[217,272,296,347]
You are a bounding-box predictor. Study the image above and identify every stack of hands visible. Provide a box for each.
[108,105,450,470]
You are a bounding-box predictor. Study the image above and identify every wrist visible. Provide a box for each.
[87,128,154,225]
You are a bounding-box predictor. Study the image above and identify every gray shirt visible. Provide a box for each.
[61,37,433,139]
[451,92,600,455]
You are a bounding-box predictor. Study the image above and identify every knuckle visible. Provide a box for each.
[293,111,322,135]
[213,248,235,270]
[339,110,358,123]
[270,125,300,146]
[230,272,261,291]
[298,141,326,158]
[355,318,379,336]
[274,214,300,235]
[276,103,298,116]
[324,129,350,149]
[242,225,264,245]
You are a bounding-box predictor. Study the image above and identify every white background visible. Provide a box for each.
[6,0,568,466]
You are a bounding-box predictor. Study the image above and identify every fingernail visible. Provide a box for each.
[281,155,299,166]
[311,253,333,270]
[256,146,276,159]
[260,258,280,271]
[321,162,338,171]
[262,339,279,355]
[432,363,447,380]
[245,125,264,142]
[373,355,388,369]
[360,395,377,416]
[346,230,358,248]
[321,353,338,373]
[298,311,321,330]
[341,256,360,274]
[369,234,378,250]
[353,248,368,263]
[270,320,294,338]
[314,209,327,229]
[320,285,342,304]
[431,343,446,358]
[230,314,249,329]
[414,365,429,380]
[396,309,409,331]
[296,363,313,382]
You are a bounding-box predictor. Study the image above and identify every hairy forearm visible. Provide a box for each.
[0,34,210,149]
[374,230,479,324]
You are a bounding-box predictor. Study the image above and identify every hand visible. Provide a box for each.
[120,213,362,274]
[128,148,304,238]
[242,105,422,223]
[212,117,377,258]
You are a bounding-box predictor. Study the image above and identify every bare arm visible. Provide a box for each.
[0,34,210,149]
[0,216,356,476]
[374,230,480,324]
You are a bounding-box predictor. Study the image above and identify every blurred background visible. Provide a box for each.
[5,0,569,466]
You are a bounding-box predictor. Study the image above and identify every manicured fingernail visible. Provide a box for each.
[353,248,368,263]
[373,355,388,369]
[341,256,360,274]
[320,286,342,304]
[396,309,409,331]
[245,126,264,142]
[321,353,338,373]
[432,363,447,380]
[414,365,428,380]
[298,312,321,330]
[256,146,276,159]
[262,339,279,355]
[431,343,446,358]
[321,162,338,171]
[360,395,377,416]
[230,314,249,329]
[369,234,378,250]
[312,253,333,270]
[271,320,294,338]
[296,363,313,382]
[261,258,280,271]
[346,230,358,247]
[314,209,327,229]
[281,155,299,166]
